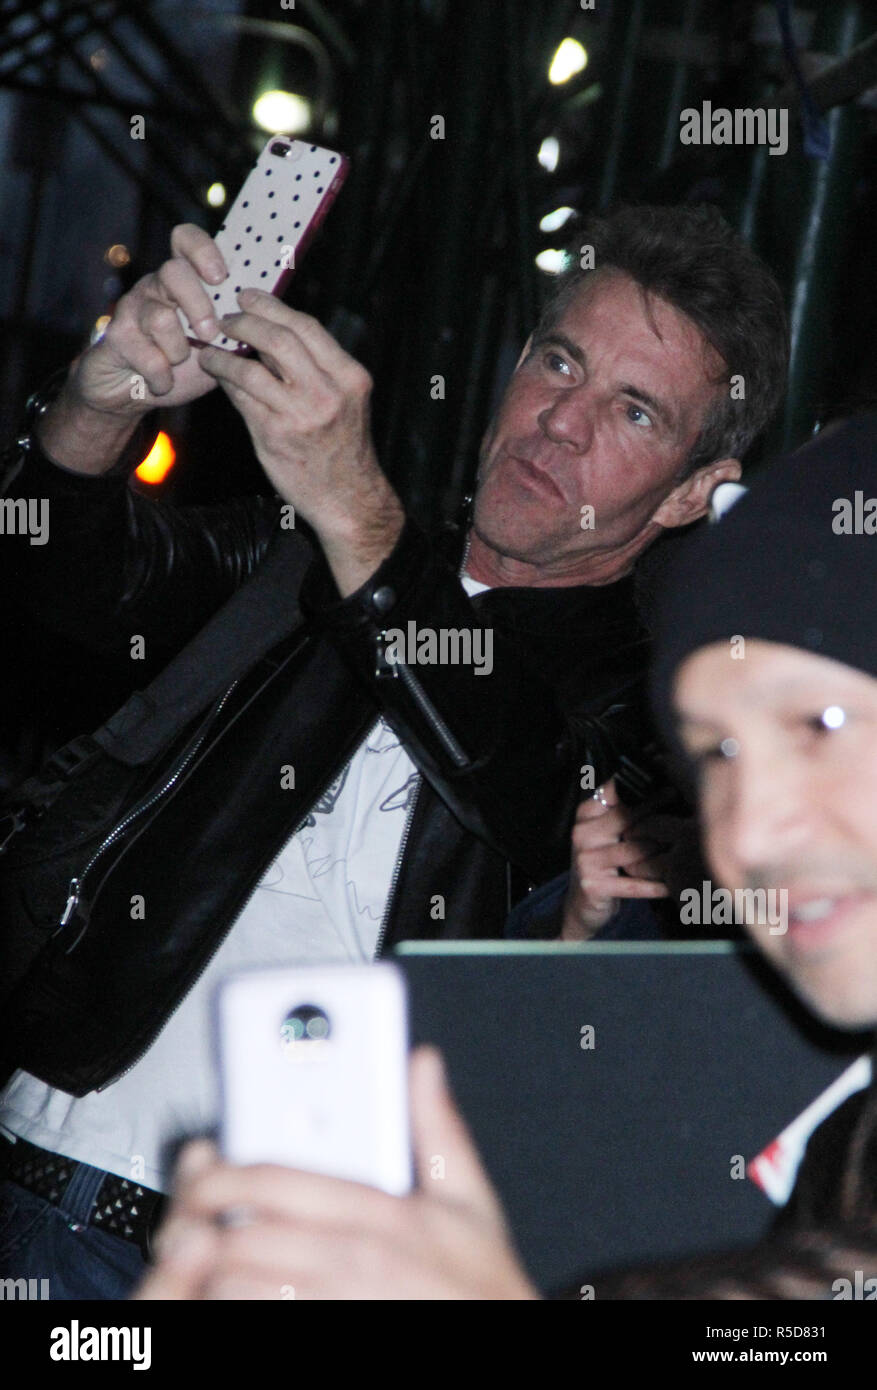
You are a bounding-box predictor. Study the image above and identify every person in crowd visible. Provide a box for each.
[136,413,877,1300]
[0,203,786,1297]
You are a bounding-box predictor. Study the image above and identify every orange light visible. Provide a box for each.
[135,431,176,484]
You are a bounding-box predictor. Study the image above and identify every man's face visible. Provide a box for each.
[472,269,727,575]
[675,639,877,1029]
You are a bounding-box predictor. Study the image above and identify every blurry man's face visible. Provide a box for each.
[675,639,877,1029]
[472,270,728,575]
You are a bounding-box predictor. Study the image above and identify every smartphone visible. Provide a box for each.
[215,963,412,1195]
[179,135,350,352]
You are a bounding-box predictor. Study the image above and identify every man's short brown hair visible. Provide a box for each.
[540,203,790,476]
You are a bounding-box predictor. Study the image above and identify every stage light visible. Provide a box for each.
[538,136,560,172]
[104,244,130,268]
[136,431,177,485]
[549,38,588,85]
[535,249,568,275]
[206,182,227,207]
[539,206,575,233]
[252,90,312,134]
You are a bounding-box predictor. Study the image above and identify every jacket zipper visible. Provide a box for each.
[77,614,468,948]
[87,617,471,1085]
[393,660,469,769]
[373,771,421,960]
[95,716,377,1091]
[382,526,477,770]
[56,681,240,951]
[58,624,315,947]
[85,653,468,962]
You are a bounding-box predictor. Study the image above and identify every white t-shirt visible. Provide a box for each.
[0,574,490,1192]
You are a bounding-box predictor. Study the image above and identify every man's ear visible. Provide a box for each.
[651,457,742,530]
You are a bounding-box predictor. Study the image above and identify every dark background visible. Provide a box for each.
[3,1,877,510]
[1,0,877,773]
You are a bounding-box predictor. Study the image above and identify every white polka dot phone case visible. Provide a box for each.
[178,136,349,352]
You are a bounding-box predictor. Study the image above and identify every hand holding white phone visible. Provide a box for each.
[215,963,412,1196]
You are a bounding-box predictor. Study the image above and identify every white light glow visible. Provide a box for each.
[252,90,312,135]
[206,182,227,207]
[539,206,575,233]
[538,136,560,172]
[549,38,588,85]
[535,249,567,275]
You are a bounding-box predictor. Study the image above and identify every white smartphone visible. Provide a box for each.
[215,963,412,1195]
[179,135,350,352]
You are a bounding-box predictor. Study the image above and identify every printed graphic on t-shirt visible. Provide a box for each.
[256,718,417,935]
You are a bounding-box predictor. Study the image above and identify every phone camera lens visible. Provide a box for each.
[270,141,290,157]
[281,1004,331,1049]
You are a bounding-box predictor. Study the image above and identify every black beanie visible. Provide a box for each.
[651,410,877,745]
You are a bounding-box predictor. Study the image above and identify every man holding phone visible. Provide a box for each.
[0,202,786,1297]
[137,415,877,1301]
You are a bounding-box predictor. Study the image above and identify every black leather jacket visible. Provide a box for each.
[1,434,653,1095]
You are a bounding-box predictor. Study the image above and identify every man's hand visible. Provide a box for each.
[198,290,405,595]
[134,1047,539,1301]
[67,223,227,416]
[38,224,228,474]
[561,777,670,940]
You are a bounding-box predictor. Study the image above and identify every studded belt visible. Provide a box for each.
[0,1134,166,1260]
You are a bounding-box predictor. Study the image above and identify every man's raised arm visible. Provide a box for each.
[1,226,285,667]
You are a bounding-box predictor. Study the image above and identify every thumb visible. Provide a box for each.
[132,1139,220,1301]
[410,1045,506,1225]
[132,1218,219,1301]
